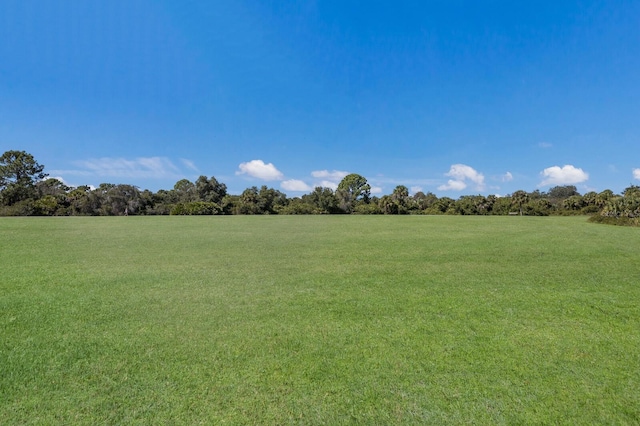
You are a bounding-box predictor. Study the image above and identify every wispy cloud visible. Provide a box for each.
[502,172,513,182]
[410,186,423,194]
[236,160,284,181]
[633,168,640,180]
[538,142,553,148]
[438,164,485,191]
[51,157,183,180]
[180,158,200,173]
[539,165,589,186]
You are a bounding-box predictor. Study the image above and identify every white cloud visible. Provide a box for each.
[311,170,349,191]
[319,180,339,190]
[539,165,589,186]
[447,164,485,185]
[410,186,423,195]
[236,159,284,181]
[370,186,383,195]
[438,180,467,191]
[311,170,349,180]
[633,168,640,180]
[502,172,513,182]
[438,164,485,191]
[281,179,312,192]
[67,157,182,179]
[310,169,349,189]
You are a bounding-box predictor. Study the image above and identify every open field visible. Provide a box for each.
[1,216,639,424]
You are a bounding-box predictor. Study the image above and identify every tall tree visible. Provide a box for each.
[173,179,197,203]
[303,187,339,213]
[236,187,261,214]
[412,191,438,211]
[94,183,140,215]
[547,185,579,207]
[195,175,227,204]
[511,190,529,216]
[391,185,410,214]
[258,185,288,214]
[0,150,48,205]
[336,173,370,213]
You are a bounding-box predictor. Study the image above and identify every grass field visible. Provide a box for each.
[1,215,639,424]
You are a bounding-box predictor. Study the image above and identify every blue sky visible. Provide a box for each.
[1,0,639,196]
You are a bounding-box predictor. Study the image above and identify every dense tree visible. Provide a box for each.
[258,185,288,214]
[562,195,585,211]
[234,186,287,214]
[173,179,197,203]
[65,186,94,215]
[452,195,492,215]
[94,183,141,216]
[378,195,398,214]
[236,187,261,214]
[171,201,222,215]
[595,189,615,208]
[221,194,240,215]
[353,202,382,214]
[277,198,320,215]
[547,185,579,201]
[336,173,370,213]
[491,196,513,215]
[0,150,48,206]
[195,175,227,204]
[302,187,340,214]
[412,191,438,212]
[580,191,598,213]
[424,196,455,215]
[391,185,410,214]
[623,185,640,199]
[511,190,529,216]
[32,178,71,215]
[36,178,69,198]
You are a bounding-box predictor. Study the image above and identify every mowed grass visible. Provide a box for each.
[1,216,639,424]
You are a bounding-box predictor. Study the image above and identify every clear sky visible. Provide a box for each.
[1,1,639,196]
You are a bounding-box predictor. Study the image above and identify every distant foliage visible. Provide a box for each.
[170,202,222,215]
[0,150,638,225]
[589,185,640,226]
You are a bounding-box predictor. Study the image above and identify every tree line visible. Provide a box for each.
[1,150,639,225]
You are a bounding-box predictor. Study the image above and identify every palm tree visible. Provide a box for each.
[511,190,529,216]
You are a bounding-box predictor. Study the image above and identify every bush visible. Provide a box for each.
[588,215,639,227]
[353,203,382,215]
[276,202,321,215]
[170,202,222,215]
[0,200,35,216]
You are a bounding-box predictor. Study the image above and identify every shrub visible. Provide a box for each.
[170,201,222,215]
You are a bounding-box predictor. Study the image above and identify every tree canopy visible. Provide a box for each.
[0,150,48,206]
[336,173,371,213]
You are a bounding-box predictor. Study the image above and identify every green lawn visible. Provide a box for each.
[1,216,639,424]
